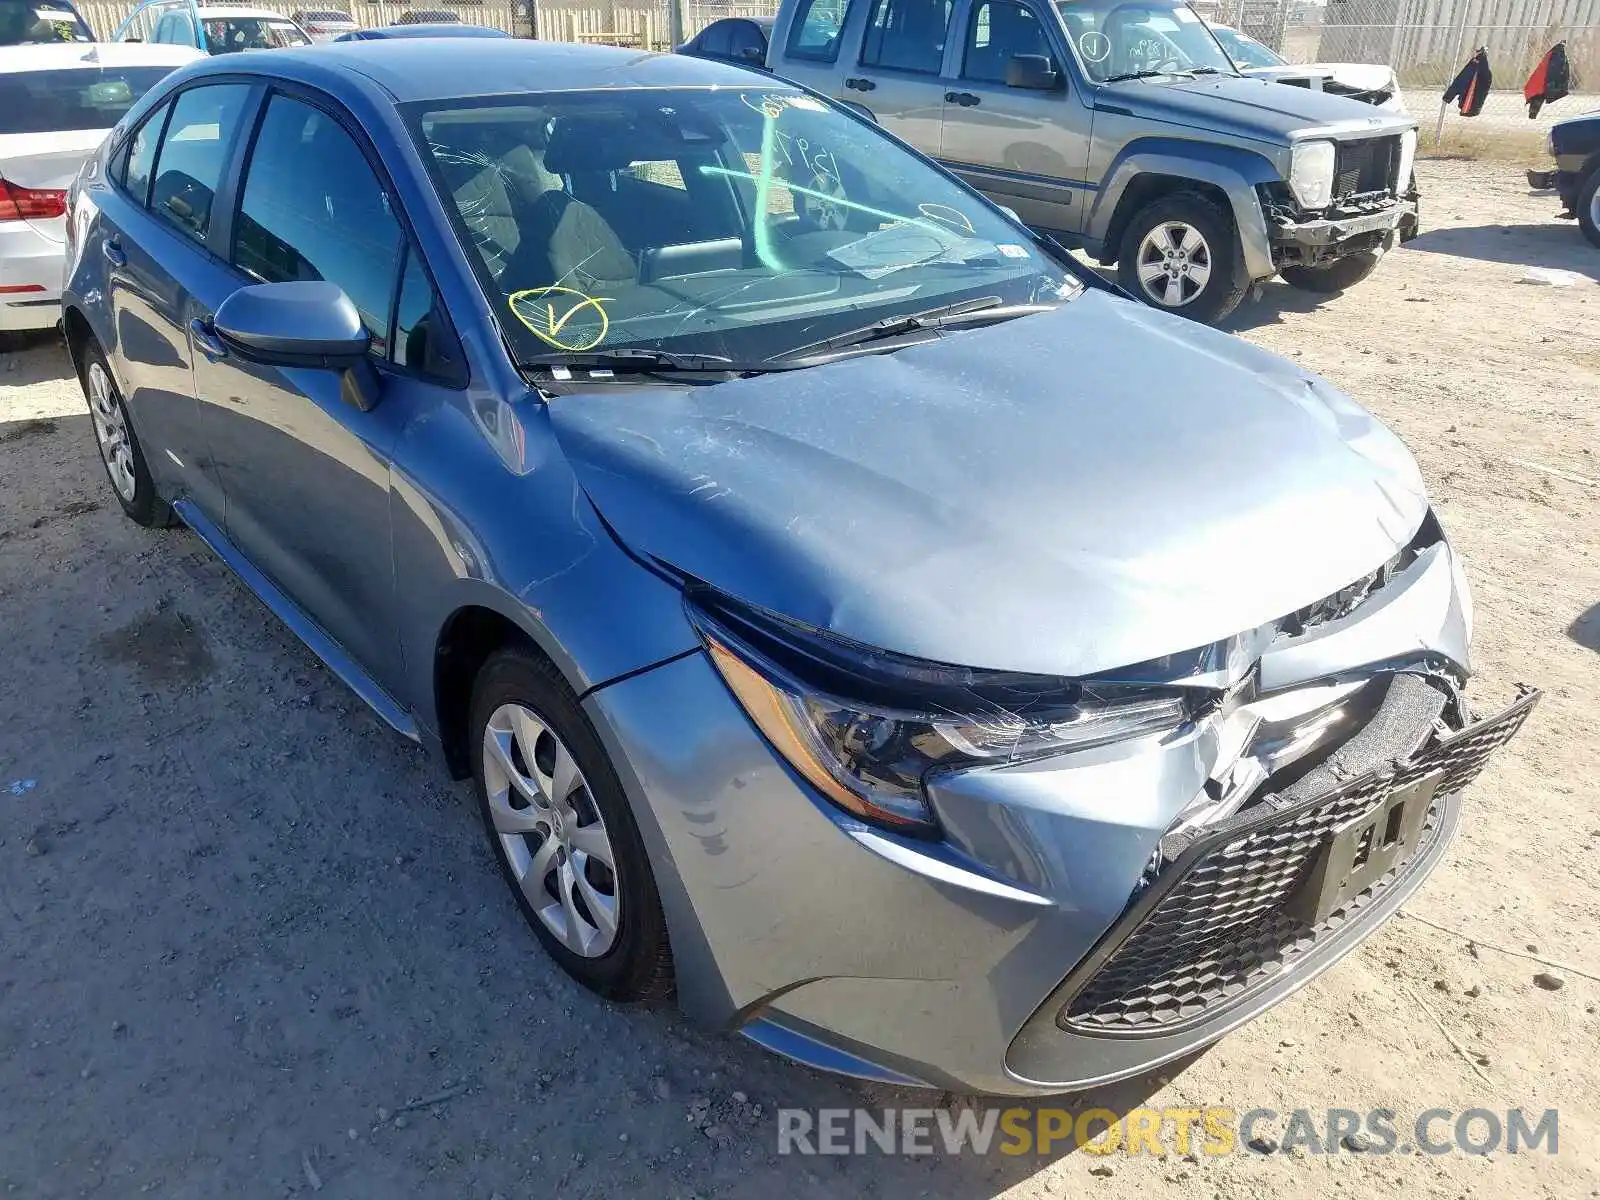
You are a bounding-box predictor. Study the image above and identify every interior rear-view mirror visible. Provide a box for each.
[213,281,379,410]
[1006,54,1061,90]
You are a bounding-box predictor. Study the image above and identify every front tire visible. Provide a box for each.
[1116,191,1249,324]
[1279,249,1385,294]
[1577,167,1600,250]
[469,647,674,1002]
[75,340,173,529]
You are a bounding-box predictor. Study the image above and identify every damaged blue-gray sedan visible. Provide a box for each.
[61,40,1536,1095]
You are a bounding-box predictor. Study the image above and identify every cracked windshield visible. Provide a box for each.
[411,88,1080,370]
[1055,0,1236,82]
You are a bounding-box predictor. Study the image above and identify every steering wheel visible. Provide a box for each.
[791,165,851,233]
[1098,3,1189,75]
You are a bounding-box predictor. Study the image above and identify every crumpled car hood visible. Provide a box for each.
[1108,73,1415,142]
[548,291,1429,678]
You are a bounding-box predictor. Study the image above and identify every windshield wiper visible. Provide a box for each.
[520,348,761,375]
[1103,66,1225,82]
[770,298,1059,366]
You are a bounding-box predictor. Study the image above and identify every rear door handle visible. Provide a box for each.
[844,76,876,91]
[189,317,227,360]
[944,91,981,106]
[102,239,126,267]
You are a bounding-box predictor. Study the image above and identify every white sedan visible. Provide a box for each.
[1208,23,1407,113]
[1,41,201,332]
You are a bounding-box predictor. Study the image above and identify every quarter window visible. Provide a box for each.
[119,99,169,207]
[392,244,463,383]
[148,83,251,244]
[232,94,402,353]
[962,1,1056,83]
[785,0,849,63]
[860,0,952,75]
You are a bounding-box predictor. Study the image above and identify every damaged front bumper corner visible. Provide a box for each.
[1269,194,1419,267]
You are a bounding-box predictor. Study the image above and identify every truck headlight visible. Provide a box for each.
[1395,129,1417,194]
[690,590,1193,837]
[1288,140,1336,210]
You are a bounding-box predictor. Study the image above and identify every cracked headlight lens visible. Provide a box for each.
[1289,139,1336,209]
[691,592,1192,837]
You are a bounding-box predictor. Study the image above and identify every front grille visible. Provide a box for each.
[1332,136,1400,200]
[1058,688,1539,1035]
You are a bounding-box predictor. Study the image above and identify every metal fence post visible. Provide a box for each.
[1432,1,1470,146]
[668,0,684,46]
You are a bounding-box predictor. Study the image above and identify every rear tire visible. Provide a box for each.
[469,647,674,1003]
[74,340,174,529]
[1116,191,1249,325]
[1279,249,1385,294]
[1577,167,1600,250]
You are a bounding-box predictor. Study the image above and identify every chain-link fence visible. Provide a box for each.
[81,0,1594,152]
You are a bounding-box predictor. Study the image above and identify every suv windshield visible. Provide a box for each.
[0,0,92,43]
[1055,0,1236,82]
[411,88,1079,369]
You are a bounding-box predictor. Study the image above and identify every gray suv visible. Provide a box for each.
[769,0,1420,322]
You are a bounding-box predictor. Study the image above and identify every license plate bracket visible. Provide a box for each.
[1290,768,1444,926]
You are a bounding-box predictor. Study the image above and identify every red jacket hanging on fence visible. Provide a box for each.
[1443,49,1492,117]
[1524,43,1571,118]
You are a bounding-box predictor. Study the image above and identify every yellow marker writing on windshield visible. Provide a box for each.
[507,286,611,352]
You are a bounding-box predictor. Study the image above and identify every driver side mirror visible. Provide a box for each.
[1005,54,1061,90]
[214,281,380,411]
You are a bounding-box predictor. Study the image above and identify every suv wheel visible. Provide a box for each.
[1117,191,1248,324]
[469,647,674,1002]
[1578,166,1600,250]
[76,340,174,528]
[1279,249,1384,294]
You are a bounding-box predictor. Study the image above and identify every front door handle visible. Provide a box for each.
[944,91,981,106]
[189,317,227,360]
[102,239,126,267]
[844,76,876,91]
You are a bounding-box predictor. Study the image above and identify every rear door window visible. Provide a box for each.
[232,93,402,352]
[860,0,952,74]
[148,82,252,244]
[729,19,767,61]
[784,0,849,63]
[696,19,731,56]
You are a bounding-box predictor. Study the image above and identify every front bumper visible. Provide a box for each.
[582,540,1523,1096]
[1269,196,1418,267]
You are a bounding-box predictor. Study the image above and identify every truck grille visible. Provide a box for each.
[1058,688,1539,1035]
[1333,136,1400,200]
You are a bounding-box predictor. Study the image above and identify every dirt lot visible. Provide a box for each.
[1,158,1597,1199]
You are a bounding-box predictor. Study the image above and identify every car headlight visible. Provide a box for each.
[1288,139,1336,210]
[1395,128,1417,195]
[690,591,1193,837]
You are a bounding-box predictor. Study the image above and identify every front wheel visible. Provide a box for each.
[1577,167,1600,250]
[1279,249,1385,294]
[469,647,674,1002]
[1116,191,1249,324]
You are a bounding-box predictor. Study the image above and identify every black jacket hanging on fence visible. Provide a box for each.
[1524,43,1571,118]
[1443,49,1493,117]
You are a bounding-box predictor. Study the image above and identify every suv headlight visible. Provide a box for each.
[1395,129,1417,194]
[1288,139,1336,209]
[690,590,1193,837]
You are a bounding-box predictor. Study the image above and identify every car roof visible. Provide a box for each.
[191,38,777,101]
[0,40,202,72]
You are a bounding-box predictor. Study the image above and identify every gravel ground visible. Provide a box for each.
[1,157,1597,1199]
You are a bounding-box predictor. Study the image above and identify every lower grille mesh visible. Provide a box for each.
[1060,689,1538,1035]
